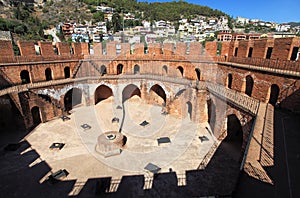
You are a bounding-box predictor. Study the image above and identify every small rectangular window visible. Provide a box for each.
[266,47,273,59]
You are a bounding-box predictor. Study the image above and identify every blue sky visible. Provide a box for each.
[138,0,300,23]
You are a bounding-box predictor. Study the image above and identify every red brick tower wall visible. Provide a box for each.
[148,43,162,55]
[252,39,274,59]
[93,43,102,56]
[221,42,230,56]
[163,43,174,55]
[228,40,239,57]
[56,42,71,55]
[175,43,186,56]
[0,40,14,61]
[121,43,130,55]
[18,41,36,56]
[189,42,202,55]
[80,42,89,55]
[106,42,117,56]
[205,41,217,57]
[72,42,82,56]
[38,41,55,56]
[134,43,144,55]
[237,40,249,58]
[272,37,299,60]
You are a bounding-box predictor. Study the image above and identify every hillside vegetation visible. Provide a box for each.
[0,0,227,41]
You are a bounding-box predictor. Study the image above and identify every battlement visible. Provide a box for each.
[0,37,299,64]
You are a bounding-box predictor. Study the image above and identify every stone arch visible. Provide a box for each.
[177,66,184,77]
[186,101,192,120]
[31,106,42,126]
[162,65,168,75]
[268,84,280,106]
[45,68,53,81]
[195,68,201,80]
[134,65,140,74]
[117,64,123,75]
[20,70,31,84]
[227,73,233,89]
[225,114,243,147]
[64,88,82,111]
[175,89,186,98]
[94,85,113,105]
[64,66,71,78]
[100,65,107,76]
[149,84,166,105]
[38,94,52,103]
[245,75,254,96]
[207,98,216,132]
[122,84,141,103]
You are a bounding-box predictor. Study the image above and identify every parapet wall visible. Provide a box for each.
[0,37,299,63]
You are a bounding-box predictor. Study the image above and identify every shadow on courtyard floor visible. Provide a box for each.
[1,109,299,197]
[0,134,241,197]
[234,109,300,198]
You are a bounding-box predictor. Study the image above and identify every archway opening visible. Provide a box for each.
[175,89,186,98]
[117,64,123,75]
[20,70,30,84]
[186,101,192,120]
[227,74,233,89]
[195,68,201,80]
[122,84,141,103]
[150,84,166,106]
[100,65,107,76]
[31,106,42,126]
[134,65,140,74]
[177,66,184,77]
[225,114,243,147]
[45,68,53,81]
[162,65,168,75]
[245,75,254,96]
[64,88,82,111]
[94,85,113,105]
[269,84,280,106]
[38,94,51,103]
[207,98,216,133]
[64,67,71,78]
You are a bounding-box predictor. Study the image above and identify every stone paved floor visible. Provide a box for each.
[0,99,241,197]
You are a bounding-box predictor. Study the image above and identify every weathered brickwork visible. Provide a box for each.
[0,40,14,58]
[18,41,36,56]
[56,42,71,55]
[38,41,55,56]
[205,41,217,57]
[1,37,300,130]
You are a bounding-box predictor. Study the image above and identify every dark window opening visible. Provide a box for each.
[266,47,273,59]
[248,47,253,58]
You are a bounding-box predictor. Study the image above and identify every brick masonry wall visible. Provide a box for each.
[189,42,202,55]
[163,43,174,55]
[148,43,162,55]
[237,40,249,58]
[221,41,230,56]
[93,43,103,56]
[18,41,36,56]
[272,37,295,60]
[0,40,14,57]
[72,42,82,56]
[81,42,89,55]
[38,41,55,56]
[175,42,186,56]
[205,41,217,57]
[56,42,71,55]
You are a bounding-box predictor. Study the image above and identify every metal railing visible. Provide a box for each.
[205,81,260,115]
[0,74,260,117]
[224,56,300,77]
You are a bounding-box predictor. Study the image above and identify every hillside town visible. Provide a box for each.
[43,4,300,45]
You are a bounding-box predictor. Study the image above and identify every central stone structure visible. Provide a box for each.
[95,131,126,157]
